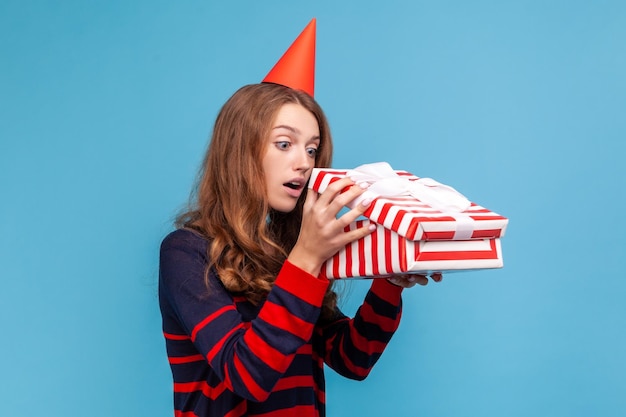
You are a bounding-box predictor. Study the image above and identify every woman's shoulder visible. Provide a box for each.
[160,227,210,255]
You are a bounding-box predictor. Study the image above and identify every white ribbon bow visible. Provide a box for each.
[346,162,471,212]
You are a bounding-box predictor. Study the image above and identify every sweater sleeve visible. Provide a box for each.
[314,278,403,380]
[159,229,330,402]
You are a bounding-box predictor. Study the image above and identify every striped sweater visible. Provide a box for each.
[159,228,403,417]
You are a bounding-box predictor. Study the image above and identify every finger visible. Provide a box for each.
[326,186,374,219]
[387,274,428,288]
[338,221,376,245]
[329,182,369,210]
[387,276,415,288]
[315,177,356,206]
[413,275,429,286]
[402,274,428,286]
[430,272,443,283]
[303,188,318,211]
[335,195,374,228]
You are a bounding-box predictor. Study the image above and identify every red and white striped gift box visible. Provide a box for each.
[309,167,508,241]
[320,220,503,279]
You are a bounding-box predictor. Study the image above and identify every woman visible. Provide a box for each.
[159,82,441,417]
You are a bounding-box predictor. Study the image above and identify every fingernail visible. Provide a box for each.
[368,224,376,231]
[358,181,370,189]
[361,198,372,207]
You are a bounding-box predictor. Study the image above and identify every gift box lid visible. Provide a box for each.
[309,162,509,241]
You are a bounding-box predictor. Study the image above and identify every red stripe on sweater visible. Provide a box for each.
[323,318,350,357]
[316,378,326,405]
[175,410,198,417]
[272,375,315,392]
[249,404,319,417]
[359,302,400,333]
[168,354,205,364]
[337,336,370,378]
[275,261,329,307]
[296,343,313,355]
[233,353,269,401]
[349,323,387,356]
[243,329,293,373]
[257,301,314,341]
[225,400,248,417]
[174,381,227,400]
[164,332,190,341]
[206,323,245,363]
[370,279,403,306]
[191,305,237,342]
[322,323,370,379]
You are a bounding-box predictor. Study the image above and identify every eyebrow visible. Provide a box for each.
[272,124,320,142]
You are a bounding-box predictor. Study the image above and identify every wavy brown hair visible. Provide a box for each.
[177,83,337,318]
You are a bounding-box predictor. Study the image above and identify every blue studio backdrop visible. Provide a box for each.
[1,1,625,416]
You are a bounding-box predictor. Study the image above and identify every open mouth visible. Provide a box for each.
[284,181,303,190]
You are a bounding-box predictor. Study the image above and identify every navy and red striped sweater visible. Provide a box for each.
[159,228,404,417]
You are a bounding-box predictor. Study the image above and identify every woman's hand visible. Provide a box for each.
[387,272,443,288]
[288,177,374,276]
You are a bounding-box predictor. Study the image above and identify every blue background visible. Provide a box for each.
[1,1,625,416]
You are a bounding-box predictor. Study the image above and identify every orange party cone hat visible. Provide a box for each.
[262,18,316,96]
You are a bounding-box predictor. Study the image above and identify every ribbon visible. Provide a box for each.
[346,162,471,211]
[345,162,475,240]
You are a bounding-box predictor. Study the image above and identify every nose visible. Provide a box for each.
[294,145,312,172]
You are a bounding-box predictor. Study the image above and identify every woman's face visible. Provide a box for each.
[262,103,320,213]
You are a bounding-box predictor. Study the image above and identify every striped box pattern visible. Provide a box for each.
[309,167,509,279]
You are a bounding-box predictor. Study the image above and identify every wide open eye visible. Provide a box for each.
[274,141,291,150]
[306,147,318,158]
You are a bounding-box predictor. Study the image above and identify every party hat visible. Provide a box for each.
[262,18,316,96]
